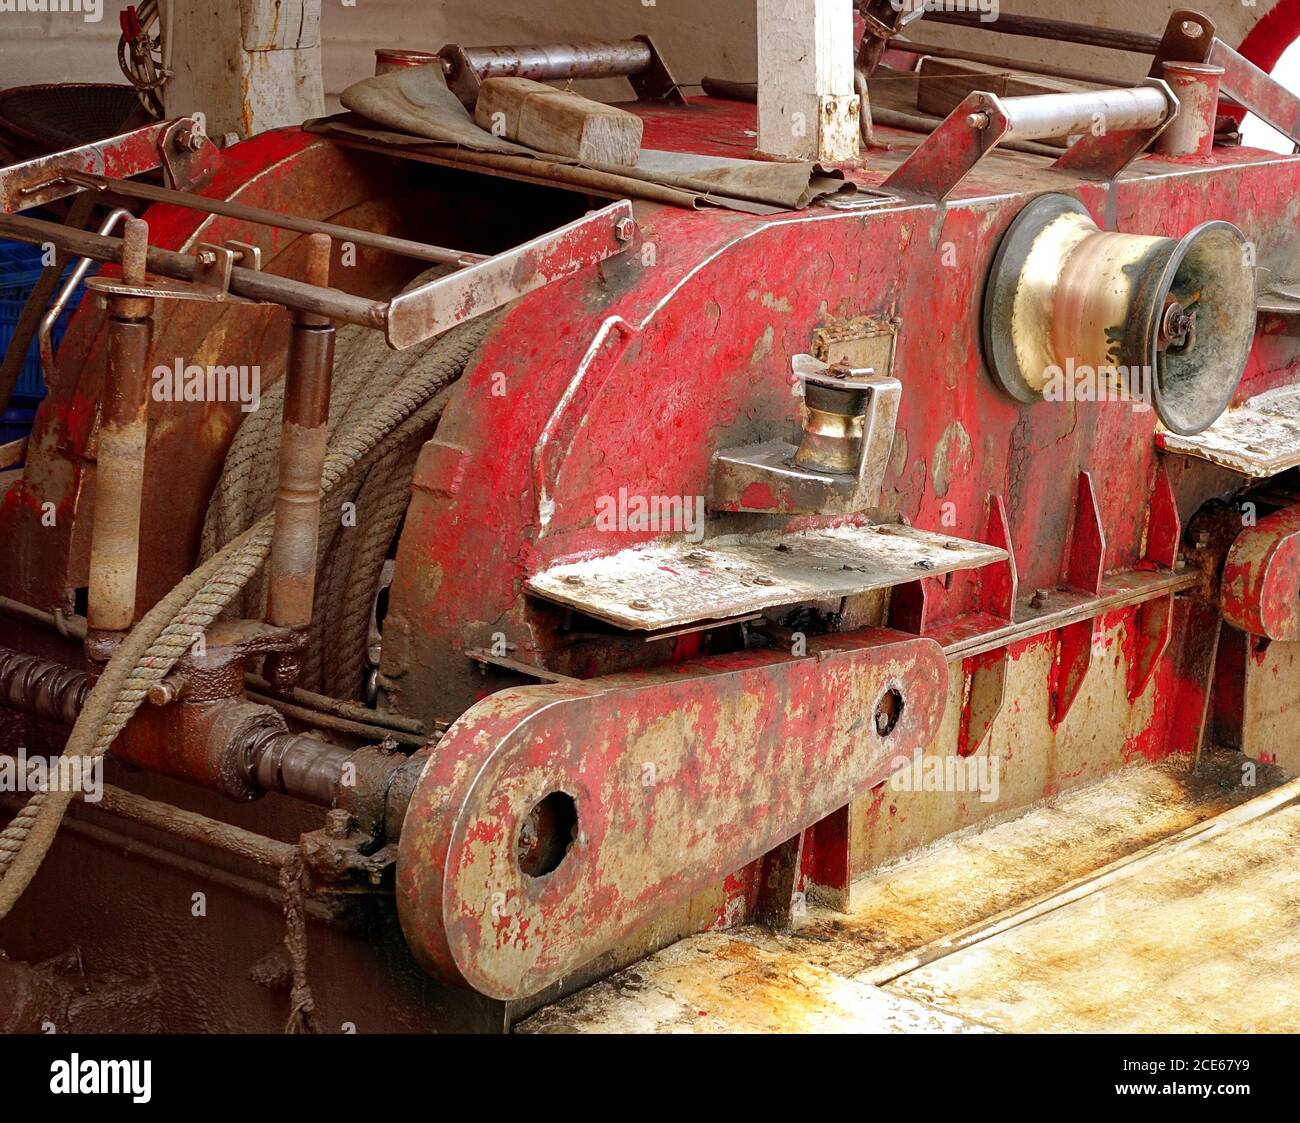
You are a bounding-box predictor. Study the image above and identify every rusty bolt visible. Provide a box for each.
[753,575,776,586]
[968,112,991,130]
[196,248,218,266]
[176,127,206,152]
[630,598,653,610]
[146,680,179,706]
[563,574,584,586]
[615,217,637,242]
[325,808,352,839]
[1030,588,1051,609]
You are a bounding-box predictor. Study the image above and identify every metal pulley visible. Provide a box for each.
[982,193,1257,435]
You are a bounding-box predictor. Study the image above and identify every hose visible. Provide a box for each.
[0,307,495,919]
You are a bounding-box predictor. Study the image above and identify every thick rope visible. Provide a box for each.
[0,312,492,917]
[280,846,320,1034]
[199,270,493,696]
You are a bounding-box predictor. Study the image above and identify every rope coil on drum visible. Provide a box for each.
[0,283,496,918]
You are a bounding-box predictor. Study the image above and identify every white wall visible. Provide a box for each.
[0,1,1288,109]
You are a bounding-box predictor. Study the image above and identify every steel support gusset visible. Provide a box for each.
[753,831,807,931]
[1129,596,1176,703]
[1051,472,1107,728]
[957,496,1018,757]
[1129,466,1182,702]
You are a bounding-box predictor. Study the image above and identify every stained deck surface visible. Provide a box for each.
[519,752,1298,1033]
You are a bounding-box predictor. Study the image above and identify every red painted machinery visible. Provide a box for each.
[1,7,1300,1031]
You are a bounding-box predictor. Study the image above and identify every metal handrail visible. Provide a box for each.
[38,207,131,386]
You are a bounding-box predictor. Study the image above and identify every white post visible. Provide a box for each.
[163,0,325,139]
[757,0,860,163]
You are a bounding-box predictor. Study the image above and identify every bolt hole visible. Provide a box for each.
[517,792,578,878]
[875,687,904,737]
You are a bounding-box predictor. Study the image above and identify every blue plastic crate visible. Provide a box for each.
[0,403,38,446]
[0,238,91,403]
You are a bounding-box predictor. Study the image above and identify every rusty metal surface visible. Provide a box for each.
[1221,505,1300,640]
[1157,62,1224,159]
[267,234,334,636]
[526,524,1007,631]
[519,751,1280,1032]
[1,4,1300,1028]
[86,218,153,635]
[398,629,947,998]
[1158,386,1300,476]
[517,932,986,1033]
[0,117,210,213]
[385,200,633,347]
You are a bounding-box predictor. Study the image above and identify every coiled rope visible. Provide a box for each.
[0,303,495,919]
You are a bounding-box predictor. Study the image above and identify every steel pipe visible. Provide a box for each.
[39,207,132,388]
[0,212,388,330]
[267,234,334,637]
[452,39,653,83]
[0,644,371,810]
[1158,62,1224,158]
[87,217,153,636]
[70,172,486,269]
[250,730,357,807]
[998,87,1170,143]
[923,10,1162,55]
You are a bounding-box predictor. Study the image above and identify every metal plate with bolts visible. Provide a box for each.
[526,523,1009,631]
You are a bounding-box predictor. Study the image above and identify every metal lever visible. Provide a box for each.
[39,207,132,387]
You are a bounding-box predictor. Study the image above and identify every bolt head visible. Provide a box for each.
[615,217,637,242]
[325,808,351,839]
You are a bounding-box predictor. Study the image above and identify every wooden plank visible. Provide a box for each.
[473,78,643,167]
[916,56,1084,119]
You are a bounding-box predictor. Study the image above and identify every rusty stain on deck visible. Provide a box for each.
[519,751,1289,1033]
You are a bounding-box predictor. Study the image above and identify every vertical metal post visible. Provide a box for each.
[266,234,334,666]
[87,217,154,641]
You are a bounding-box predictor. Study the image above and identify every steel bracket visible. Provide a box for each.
[1050,472,1107,727]
[1053,79,1180,179]
[881,91,1012,201]
[712,354,902,516]
[957,495,1019,756]
[0,117,217,213]
[396,628,948,998]
[386,199,634,348]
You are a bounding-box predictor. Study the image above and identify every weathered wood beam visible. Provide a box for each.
[757,0,859,163]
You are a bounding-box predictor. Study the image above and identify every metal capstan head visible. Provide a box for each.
[982,192,1258,435]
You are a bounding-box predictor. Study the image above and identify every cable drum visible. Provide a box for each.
[201,267,496,697]
[0,274,495,918]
